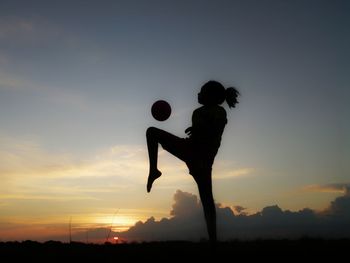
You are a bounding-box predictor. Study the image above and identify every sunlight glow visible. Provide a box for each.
[91,214,136,232]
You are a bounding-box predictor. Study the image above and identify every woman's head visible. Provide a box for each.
[198,80,240,108]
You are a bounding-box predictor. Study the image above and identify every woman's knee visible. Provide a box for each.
[146,127,159,138]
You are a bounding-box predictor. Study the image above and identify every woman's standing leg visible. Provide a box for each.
[194,171,217,243]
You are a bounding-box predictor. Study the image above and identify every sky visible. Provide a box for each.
[0,0,349,242]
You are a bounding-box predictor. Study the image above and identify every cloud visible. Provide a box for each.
[323,186,350,218]
[302,183,349,194]
[214,167,254,180]
[0,73,27,91]
[116,189,350,241]
[0,72,88,109]
[0,17,34,39]
[0,15,110,66]
[0,136,145,181]
[114,190,206,241]
[233,205,247,215]
[0,16,65,46]
[170,190,201,218]
[0,136,153,205]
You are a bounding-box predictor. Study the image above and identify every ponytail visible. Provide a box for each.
[225,87,240,108]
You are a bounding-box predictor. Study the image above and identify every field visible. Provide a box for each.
[1,239,348,261]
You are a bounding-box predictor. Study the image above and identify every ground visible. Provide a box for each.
[0,239,348,261]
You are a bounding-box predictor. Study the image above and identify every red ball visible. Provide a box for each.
[151,100,171,121]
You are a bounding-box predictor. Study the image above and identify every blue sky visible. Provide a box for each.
[0,0,349,241]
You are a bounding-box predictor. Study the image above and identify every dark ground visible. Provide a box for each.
[1,239,348,261]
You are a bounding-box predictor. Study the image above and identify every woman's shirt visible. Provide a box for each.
[189,105,227,156]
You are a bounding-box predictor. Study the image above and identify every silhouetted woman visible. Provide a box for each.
[146,80,240,243]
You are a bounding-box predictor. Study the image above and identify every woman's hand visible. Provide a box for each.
[185,127,192,136]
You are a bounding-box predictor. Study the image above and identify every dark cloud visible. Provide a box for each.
[118,190,207,241]
[117,188,350,241]
[323,186,350,218]
[170,190,201,218]
[233,205,246,214]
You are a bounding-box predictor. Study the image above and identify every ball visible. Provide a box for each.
[151,100,171,121]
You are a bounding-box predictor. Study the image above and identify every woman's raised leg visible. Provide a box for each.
[146,127,162,192]
[146,127,186,192]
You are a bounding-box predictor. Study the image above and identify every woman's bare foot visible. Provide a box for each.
[147,169,162,193]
